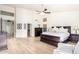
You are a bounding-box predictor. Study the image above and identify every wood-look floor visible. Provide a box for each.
[7,37,56,54]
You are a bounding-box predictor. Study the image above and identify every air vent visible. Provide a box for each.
[0,10,14,17]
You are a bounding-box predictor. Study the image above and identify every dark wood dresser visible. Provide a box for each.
[70,34,79,43]
[35,28,42,37]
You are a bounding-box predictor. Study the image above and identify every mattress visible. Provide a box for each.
[42,32,70,42]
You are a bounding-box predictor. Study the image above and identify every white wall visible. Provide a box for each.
[16,8,31,38]
[47,11,79,34]
[15,8,42,38]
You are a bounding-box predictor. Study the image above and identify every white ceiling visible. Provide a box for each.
[7,4,79,12]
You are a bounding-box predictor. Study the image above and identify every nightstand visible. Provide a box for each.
[70,34,79,43]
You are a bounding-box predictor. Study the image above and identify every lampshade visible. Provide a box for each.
[74,26,79,30]
[73,26,79,34]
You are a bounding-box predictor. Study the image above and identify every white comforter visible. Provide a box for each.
[42,32,70,42]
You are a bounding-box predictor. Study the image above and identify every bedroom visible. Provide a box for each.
[0,4,79,54]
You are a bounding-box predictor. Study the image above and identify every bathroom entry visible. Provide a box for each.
[6,20,14,38]
[27,24,32,37]
[2,20,14,38]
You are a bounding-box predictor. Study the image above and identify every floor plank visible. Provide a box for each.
[7,37,56,54]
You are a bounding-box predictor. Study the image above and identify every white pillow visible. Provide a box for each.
[52,27,59,32]
[59,27,68,33]
[48,28,52,32]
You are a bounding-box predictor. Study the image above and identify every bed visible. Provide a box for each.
[40,26,71,47]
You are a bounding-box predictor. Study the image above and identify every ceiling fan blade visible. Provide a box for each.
[35,10,41,12]
[35,10,41,14]
[44,12,51,14]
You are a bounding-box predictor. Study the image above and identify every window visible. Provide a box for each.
[17,23,22,29]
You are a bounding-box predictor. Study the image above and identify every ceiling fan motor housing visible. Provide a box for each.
[44,9,47,11]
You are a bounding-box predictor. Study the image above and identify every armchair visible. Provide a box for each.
[53,42,79,54]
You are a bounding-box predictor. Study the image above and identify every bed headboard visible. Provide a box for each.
[52,26,71,34]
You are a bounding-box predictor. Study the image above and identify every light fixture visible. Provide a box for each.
[35,4,51,15]
[39,12,45,15]
[74,26,79,34]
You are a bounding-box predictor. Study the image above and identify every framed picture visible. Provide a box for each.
[17,23,22,29]
[43,18,47,22]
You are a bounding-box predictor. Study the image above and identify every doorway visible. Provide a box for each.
[2,20,14,38]
[27,24,32,37]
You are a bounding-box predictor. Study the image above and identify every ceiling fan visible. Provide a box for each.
[35,5,51,14]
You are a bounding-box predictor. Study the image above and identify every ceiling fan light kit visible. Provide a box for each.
[40,12,45,15]
[35,5,51,15]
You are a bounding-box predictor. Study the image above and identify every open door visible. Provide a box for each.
[27,24,32,37]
